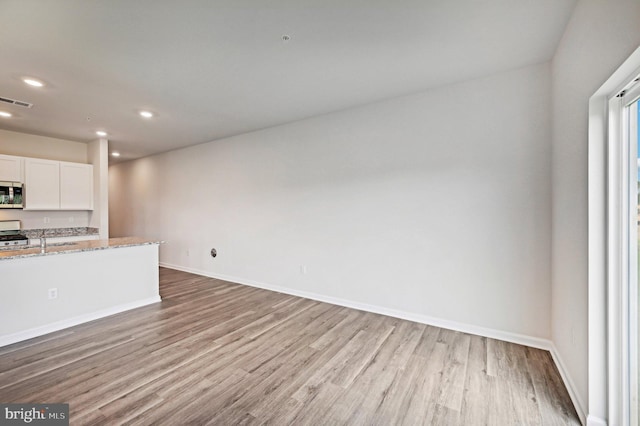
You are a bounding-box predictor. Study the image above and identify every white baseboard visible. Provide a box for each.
[549,344,587,425]
[586,415,607,426]
[160,262,552,351]
[178,263,598,424]
[160,262,553,351]
[0,296,161,348]
[162,262,590,423]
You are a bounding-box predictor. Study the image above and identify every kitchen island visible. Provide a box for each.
[0,237,162,347]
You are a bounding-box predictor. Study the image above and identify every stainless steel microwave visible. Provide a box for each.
[0,182,23,209]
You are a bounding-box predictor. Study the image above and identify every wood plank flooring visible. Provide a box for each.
[0,268,580,425]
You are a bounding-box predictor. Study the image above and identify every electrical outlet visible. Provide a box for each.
[48,288,58,300]
[68,216,74,223]
[44,217,50,224]
[186,249,190,257]
[300,265,307,274]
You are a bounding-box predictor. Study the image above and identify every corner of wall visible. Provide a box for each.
[87,138,109,238]
[549,343,587,424]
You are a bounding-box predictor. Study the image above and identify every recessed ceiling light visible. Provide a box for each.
[96,130,108,137]
[139,111,154,118]
[0,111,12,118]
[23,78,44,87]
[111,152,120,157]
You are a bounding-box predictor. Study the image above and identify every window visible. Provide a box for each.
[609,77,640,426]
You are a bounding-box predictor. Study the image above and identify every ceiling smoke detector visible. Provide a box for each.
[0,96,33,109]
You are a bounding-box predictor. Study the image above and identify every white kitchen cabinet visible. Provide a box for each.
[24,158,60,210]
[24,159,93,210]
[0,154,23,182]
[60,162,93,210]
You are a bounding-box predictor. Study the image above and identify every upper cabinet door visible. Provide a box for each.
[0,154,23,182]
[60,162,93,210]
[24,158,60,210]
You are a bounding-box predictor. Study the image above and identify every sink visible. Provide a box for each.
[47,242,78,247]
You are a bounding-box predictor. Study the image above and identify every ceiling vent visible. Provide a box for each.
[0,96,33,108]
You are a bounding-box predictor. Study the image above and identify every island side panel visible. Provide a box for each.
[0,243,160,346]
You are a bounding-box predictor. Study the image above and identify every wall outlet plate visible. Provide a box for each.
[48,288,58,300]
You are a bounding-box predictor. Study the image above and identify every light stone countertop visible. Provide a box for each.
[22,227,99,239]
[0,237,162,261]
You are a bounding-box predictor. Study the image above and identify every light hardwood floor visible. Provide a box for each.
[0,268,580,425]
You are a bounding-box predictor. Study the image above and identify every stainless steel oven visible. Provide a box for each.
[0,182,23,209]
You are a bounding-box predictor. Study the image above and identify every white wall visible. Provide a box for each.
[551,0,640,421]
[87,138,109,238]
[0,128,87,162]
[111,63,553,340]
[0,210,90,231]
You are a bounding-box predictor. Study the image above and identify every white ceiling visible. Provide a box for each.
[0,0,576,162]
